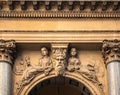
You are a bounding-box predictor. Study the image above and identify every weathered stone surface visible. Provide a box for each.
[107,61,120,95]
[0,62,12,95]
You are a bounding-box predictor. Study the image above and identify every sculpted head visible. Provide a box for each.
[70,48,77,57]
[41,47,49,56]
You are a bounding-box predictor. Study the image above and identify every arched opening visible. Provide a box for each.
[28,76,92,95]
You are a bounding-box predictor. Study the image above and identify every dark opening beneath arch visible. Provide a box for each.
[29,76,92,95]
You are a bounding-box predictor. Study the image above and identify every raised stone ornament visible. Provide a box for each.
[102,39,120,64]
[67,47,81,72]
[0,39,16,64]
[79,63,104,90]
[14,56,31,75]
[39,47,53,75]
[16,47,53,89]
[52,43,68,76]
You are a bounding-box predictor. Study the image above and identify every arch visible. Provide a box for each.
[17,72,103,95]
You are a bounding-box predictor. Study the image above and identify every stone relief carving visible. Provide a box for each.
[14,46,105,94]
[66,48,104,91]
[79,62,104,90]
[15,47,53,89]
[0,40,16,64]
[14,56,31,75]
[52,48,67,75]
[67,48,81,72]
[102,39,120,64]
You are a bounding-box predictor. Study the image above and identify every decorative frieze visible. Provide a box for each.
[0,39,16,64]
[14,44,105,95]
[102,39,120,65]
[0,1,120,18]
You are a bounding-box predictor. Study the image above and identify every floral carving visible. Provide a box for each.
[102,39,120,64]
[67,48,81,72]
[0,39,16,64]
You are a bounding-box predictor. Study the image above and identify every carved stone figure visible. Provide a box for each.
[52,48,67,75]
[14,56,31,75]
[67,48,81,72]
[79,63,104,90]
[16,47,52,89]
[39,47,53,75]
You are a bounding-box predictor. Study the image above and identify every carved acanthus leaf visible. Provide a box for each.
[102,39,120,64]
[0,39,16,64]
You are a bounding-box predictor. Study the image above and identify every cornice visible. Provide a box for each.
[1,30,120,43]
[0,1,120,18]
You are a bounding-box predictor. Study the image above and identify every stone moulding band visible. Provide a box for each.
[0,1,120,18]
[1,31,120,43]
[0,11,120,18]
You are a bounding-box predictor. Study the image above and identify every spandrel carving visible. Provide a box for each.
[15,47,53,90]
[67,48,81,72]
[14,56,31,75]
[14,45,105,95]
[78,59,105,92]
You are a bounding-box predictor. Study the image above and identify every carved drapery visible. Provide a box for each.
[102,39,120,65]
[0,39,16,64]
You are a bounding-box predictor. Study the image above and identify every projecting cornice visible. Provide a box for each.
[1,31,120,43]
[0,1,120,18]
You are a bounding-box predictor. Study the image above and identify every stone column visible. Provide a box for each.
[102,39,120,95]
[0,40,16,95]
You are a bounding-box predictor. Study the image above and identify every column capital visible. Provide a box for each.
[102,39,120,65]
[0,39,16,65]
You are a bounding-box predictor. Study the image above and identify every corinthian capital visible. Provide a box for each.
[102,39,120,65]
[0,40,16,64]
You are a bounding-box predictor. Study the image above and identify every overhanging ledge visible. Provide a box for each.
[1,31,120,43]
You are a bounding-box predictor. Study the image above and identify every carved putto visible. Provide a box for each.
[67,48,81,72]
[102,39,120,64]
